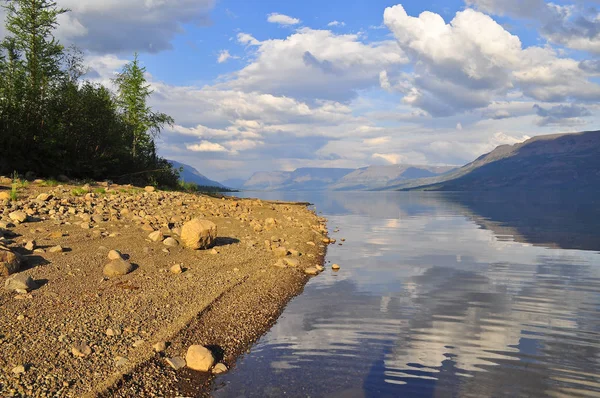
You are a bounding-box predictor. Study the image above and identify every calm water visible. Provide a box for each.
[213,192,600,398]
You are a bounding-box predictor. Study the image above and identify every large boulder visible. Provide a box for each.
[180,219,217,250]
[0,246,22,276]
[103,258,134,277]
[5,273,36,292]
[185,345,215,372]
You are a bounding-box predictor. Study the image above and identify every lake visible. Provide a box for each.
[212,191,600,398]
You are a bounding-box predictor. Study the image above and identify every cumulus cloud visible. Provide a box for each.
[227,28,407,101]
[52,0,215,54]
[467,0,600,54]
[382,4,600,116]
[267,13,301,26]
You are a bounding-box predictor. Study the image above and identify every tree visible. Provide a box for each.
[115,53,174,160]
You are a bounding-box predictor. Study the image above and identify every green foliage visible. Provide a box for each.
[40,179,59,187]
[0,2,180,188]
[70,187,86,196]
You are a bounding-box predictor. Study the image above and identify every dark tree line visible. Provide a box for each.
[0,0,179,187]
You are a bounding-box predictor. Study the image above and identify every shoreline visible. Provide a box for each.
[0,181,329,397]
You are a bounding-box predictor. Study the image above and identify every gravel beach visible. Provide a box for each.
[0,180,328,397]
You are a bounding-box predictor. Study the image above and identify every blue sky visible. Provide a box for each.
[2,0,599,181]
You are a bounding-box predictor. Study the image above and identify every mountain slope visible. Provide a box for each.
[169,160,225,188]
[243,168,355,191]
[331,165,455,191]
[392,130,600,192]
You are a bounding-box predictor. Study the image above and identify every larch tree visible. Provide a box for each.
[114,53,174,161]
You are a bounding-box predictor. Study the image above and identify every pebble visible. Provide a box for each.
[332,264,341,270]
[165,357,186,370]
[48,245,63,253]
[72,343,92,357]
[169,264,183,274]
[212,363,228,375]
[163,237,179,247]
[153,341,167,353]
[107,250,123,260]
[12,365,26,375]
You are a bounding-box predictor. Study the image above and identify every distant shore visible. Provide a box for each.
[0,179,329,397]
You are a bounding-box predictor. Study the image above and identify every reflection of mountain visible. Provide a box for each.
[446,192,600,252]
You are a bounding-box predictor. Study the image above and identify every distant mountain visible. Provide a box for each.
[391,130,600,192]
[242,165,455,191]
[221,178,247,189]
[331,165,455,191]
[243,168,355,191]
[169,160,225,188]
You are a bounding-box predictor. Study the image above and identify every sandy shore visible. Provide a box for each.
[0,180,329,397]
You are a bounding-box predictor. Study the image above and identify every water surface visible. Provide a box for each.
[213,192,600,398]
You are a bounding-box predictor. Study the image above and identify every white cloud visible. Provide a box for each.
[227,28,407,101]
[328,21,346,27]
[217,50,238,64]
[373,153,402,164]
[382,4,600,116]
[267,13,301,26]
[237,33,261,46]
[186,141,228,152]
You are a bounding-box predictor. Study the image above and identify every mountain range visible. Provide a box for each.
[388,130,600,192]
[171,130,600,192]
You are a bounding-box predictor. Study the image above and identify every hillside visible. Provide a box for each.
[391,130,600,192]
[169,160,226,188]
[331,165,455,191]
[243,168,355,191]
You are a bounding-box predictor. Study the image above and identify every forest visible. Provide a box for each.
[0,0,179,187]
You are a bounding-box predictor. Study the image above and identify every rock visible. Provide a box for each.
[265,218,277,230]
[106,327,122,337]
[144,186,155,193]
[115,356,129,367]
[24,240,35,251]
[316,265,325,272]
[273,247,289,258]
[185,345,215,372]
[12,365,26,375]
[107,250,123,260]
[212,363,228,375]
[0,247,22,276]
[48,245,63,253]
[0,192,10,201]
[5,274,36,292]
[103,258,134,277]
[133,339,145,348]
[332,263,341,270]
[9,211,27,223]
[36,193,51,201]
[72,342,92,357]
[283,258,299,267]
[163,237,179,247]
[169,264,183,274]
[153,341,167,353]
[274,259,287,268]
[49,231,64,239]
[80,222,91,230]
[181,219,217,250]
[148,230,163,242]
[166,357,186,370]
[304,267,319,276]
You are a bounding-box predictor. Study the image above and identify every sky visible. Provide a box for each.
[2,0,600,181]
